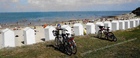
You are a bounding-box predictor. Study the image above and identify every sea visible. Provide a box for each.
[0,11,131,24]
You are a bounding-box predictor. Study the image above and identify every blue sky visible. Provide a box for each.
[0,0,140,12]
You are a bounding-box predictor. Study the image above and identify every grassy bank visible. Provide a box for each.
[0,26,140,58]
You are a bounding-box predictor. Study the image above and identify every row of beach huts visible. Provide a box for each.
[0,18,140,49]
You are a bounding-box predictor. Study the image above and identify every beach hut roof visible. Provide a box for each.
[1,28,11,32]
[86,23,94,25]
[23,27,31,31]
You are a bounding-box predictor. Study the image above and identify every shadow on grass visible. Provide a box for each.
[93,36,115,42]
[46,44,67,55]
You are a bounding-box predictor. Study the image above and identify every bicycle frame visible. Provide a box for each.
[97,26,117,42]
[53,29,77,55]
[68,37,76,46]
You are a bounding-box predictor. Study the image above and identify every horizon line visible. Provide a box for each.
[0,10,132,13]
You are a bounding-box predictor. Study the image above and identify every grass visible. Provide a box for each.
[0,26,140,58]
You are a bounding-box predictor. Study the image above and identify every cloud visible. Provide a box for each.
[12,0,19,2]
[0,0,140,12]
[27,0,134,6]
[26,0,138,11]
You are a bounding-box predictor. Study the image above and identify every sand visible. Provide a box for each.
[14,26,46,46]
[0,13,138,48]
[0,26,46,47]
[0,20,83,47]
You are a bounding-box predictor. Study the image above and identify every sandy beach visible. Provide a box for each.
[0,12,138,48]
[0,20,77,48]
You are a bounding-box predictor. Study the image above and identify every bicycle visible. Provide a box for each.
[52,28,77,55]
[97,26,117,42]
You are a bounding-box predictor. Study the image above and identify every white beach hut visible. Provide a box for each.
[104,21,112,31]
[137,18,140,26]
[133,19,136,27]
[0,25,2,28]
[118,20,125,30]
[86,23,95,34]
[139,18,140,25]
[111,20,119,31]
[95,22,104,33]
[61,25,72,35]
[73,23,84,36]
[23,27,36,45]
[1,28,15,48]
[134,18,139,27]
[44,26,55,41]
[124,20,130,29]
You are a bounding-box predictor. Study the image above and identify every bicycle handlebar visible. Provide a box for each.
[52,30,57,36]
[52,29,69,36]
[98,25,110,31]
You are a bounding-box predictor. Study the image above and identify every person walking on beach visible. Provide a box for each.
[43,23,48,28]
[56,23,61,29]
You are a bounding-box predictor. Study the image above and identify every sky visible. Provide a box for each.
[0,0,140,12]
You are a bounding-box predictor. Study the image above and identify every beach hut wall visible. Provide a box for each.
[118,20,125,30]
[95,22,104,34]
[137,18,140,26]
[23,27,36,45]
[133,19,136,27]
[61,25,72,35]
[139,18,140,25]
[86,23,95,34]
[44,26,55,41]
[73,23,84,36]
[124,20,130,29]
[111,20,119,31]
[104,21,112,31]
[135,18,139,27]
[129,19,135,28]
[1,28,15,48]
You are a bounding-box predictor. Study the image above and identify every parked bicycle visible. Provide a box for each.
[52,28,77,55]
[96,25,117,42]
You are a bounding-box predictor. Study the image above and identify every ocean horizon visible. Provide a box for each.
[0,11,131,24]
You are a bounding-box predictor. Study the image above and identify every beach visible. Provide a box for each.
[0,19,78,47]
[0,11,138,48]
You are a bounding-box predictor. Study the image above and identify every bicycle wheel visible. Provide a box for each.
[112,35,117,42]
[65,42,72,56]
[105,36,108,39]
[54,37,61,48]
[108,32,117,42]
[97,30,102,38]
[69,40,77,54]
[72,45,77,54]
[54,38,58,47]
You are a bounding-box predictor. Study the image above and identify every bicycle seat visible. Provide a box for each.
[98,25,104,27]
[52,30,55,32]
[66,33,70,36]
[98,26,104,29]
[108,32,112,33]
[107,27,110,28]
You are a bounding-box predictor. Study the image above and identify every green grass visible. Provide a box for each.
[0,26,140,58]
